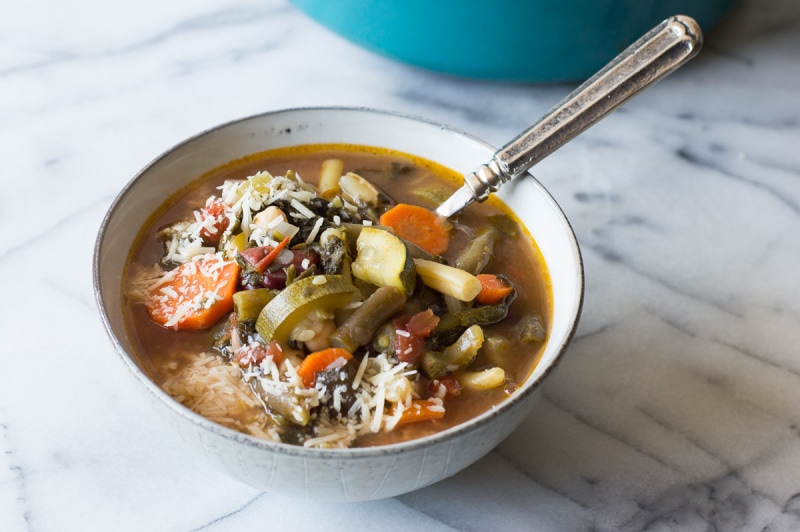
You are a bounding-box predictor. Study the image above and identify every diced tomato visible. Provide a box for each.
[393,309,439,365]
[199,199,229,245]
[405,309,439,336]
[429,375,462,399]
[234,340,284,368]
[239,241,316,282]
[395,329,426,364]
[260,249,320,288]
[239,246,272,267]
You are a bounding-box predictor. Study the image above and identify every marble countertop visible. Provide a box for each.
[3,0,799,529]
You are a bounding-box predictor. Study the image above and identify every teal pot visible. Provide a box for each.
[290,0,737,82]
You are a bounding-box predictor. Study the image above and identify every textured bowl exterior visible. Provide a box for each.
[94,108,584,501]
[290,0,737,82]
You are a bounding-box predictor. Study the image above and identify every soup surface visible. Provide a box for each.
[124,144,552,447]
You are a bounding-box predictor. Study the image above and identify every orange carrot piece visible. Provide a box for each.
[145,255,240,330]
[379,203,450,255]
[475,274,515,305]
[255,234,292,273]
[395,399,446,426]
[296,348,353,387]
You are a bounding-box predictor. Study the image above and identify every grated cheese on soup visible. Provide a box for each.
[125,152,546,449]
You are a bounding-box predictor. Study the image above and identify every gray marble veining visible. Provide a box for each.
[1,0,798,530]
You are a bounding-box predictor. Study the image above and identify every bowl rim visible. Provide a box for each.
[93,106,584,459]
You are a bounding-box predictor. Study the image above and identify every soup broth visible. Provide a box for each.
[124,144,552,447]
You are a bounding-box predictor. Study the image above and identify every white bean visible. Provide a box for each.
[459,367,506,390]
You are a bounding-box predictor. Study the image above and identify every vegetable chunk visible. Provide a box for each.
[351,227,416,296]
[255,275,355,345]
[126,149,551,450]
[395,399,446,426]
[413,258,482,302]
[297,348,354,387]
[379,203,450,255]
[476,274,515,305]
[145,255,239,330]
[330,286,407,352]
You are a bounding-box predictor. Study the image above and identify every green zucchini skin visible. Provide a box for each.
[351,227,416,296]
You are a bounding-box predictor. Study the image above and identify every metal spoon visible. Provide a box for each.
[436,15,703,218]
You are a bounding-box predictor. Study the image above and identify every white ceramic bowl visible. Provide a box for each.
[94,107,583,501]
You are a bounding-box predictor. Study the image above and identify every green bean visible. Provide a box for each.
[330,285,407,352]
[488,214,519,238]
[372,322,397,356]
[430,303,509,349]
[453,226,500,275]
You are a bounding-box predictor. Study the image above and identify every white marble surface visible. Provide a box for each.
[2,0,799,529]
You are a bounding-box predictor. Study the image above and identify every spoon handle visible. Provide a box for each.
[438,15,703,217]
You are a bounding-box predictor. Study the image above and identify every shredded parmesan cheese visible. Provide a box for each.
[137,167,437,449]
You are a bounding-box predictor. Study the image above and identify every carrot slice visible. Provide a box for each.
[379,203,450,255]
[475,274,515,305]
[145,255,239,330]
[395,399,446,426]
[296,347,353,387]
[254,234,292,273]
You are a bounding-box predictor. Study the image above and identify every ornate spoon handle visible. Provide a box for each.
[437,15,703,218]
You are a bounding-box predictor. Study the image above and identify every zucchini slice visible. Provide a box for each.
[351,227,416,296]
[255,275,355,345]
